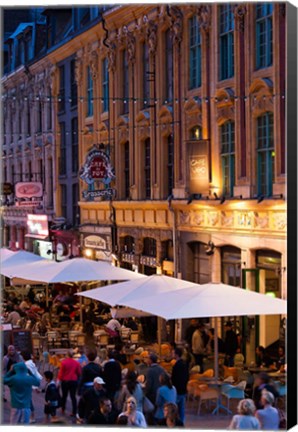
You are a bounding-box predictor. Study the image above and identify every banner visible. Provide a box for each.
[188,140,210,194]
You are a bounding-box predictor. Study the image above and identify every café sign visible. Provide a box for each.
[188,140,210,194]
[84,235,107,250]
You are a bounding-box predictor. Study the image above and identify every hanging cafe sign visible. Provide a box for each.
[79,144,116,200]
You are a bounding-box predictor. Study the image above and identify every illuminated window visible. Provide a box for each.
[122,50,129,114]
[144,138,151,199]
[220,120,235,197]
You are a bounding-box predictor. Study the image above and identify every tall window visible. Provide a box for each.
[18,162,23,182]
[144,138,151,199]
[10,113,13,143]
[221,120,235,197]
[61,184,67,220]
[190,125,202,140]
[87,66,93,117]
[219,4,234,80]
[18,108,22,139]
[122,50,129,114]
[36,100,42,133]
[143,237,156,257]
[165,29,173,102]
[26,102,31,135]
[38,159,43,183]
[58,65,65,112]
[256,3,273,69]
[59,122,66,175]
[70,59,78,107]
[71,117,79,173]
[143,43,150,108]
[28,161,32,181]
[221,246,241,286]
[72,183,79,226]
[257,112,274,196]
[124,141,130,199]
[47,94,52,130]
[189,16,201,89]
[167,134,174,196]
[102,58,109,112]
[48,158,53,207]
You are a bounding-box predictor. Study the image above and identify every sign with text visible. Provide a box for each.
[12,329,33,354]
[82,188,115,199]
[80,145,115,186]
[188,140,210,194]
[27,214,49,238]
[15,182,43,199]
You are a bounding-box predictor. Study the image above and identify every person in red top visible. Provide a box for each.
[57,349,82,417]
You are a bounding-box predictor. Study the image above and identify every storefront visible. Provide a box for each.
[79,225,113,262]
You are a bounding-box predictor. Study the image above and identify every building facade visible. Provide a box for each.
[1,4,287,358]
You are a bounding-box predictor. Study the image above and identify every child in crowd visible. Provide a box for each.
[44,371,60,423]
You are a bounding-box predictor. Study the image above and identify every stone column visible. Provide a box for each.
[9,224,17,249]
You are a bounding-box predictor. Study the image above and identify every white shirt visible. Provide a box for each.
[106,318,121,332]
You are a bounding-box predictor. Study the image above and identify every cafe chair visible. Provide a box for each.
[186,380,203,410]
[197,385,220,416]
[120,327,131,343]
[221,380,247,412]
[46,330,61,350]
[130,331,139,346]
[32,334,43,361]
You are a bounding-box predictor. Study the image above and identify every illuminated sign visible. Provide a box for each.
[79,145,115,186]
[15,182,43,198]
[84,235,107,250]
[188,140,210,194]
[26,214,49,238]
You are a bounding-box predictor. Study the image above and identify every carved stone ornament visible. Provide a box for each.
[127,32,136,64]
[89,50,98,79]
[49,65,58,95]
[107,43,116,73]
[254,212,269,229]
[146,21,158,55]
[234,4,247,32]
[208,212,219,226]
[194,212,204,226]
[273,213,287,230]
[180,211,190,225]
[197,4,211,33]
[221,211,234,227]
[170,6,183,45]
[217,105,235,123]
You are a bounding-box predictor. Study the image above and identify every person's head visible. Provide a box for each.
[174,347,183,360]
[44,370,54,382]
[225,321,233,330]
[126,370,137,383]
[67,349,74,358]
[108,349,116,360]
[148,353,158,365]
[163,402,178,420]
[190,319,198,327]
[208,328,215,339]
[117,415,128,425]
[87,350,97,362]
[256,372,270,386]
[93,376,105,391]
[126,396,137,413]
[160,373,173,389]
[99,397,112,415]
[261,390,275,407]
[21,350,32,361]
[278,346,285,357]
[256,345,265,357]
[237,398,256,416]
[7,345,16,357]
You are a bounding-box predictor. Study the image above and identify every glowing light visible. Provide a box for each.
[84,248,92,258]
[266,292,276,298]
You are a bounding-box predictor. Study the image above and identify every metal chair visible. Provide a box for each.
[197,386,220,415]
[221,380,247,412]
[46,330,61,350]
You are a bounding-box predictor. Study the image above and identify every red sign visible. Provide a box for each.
[90,156,107,179]
[15,182,43,198]
[27,214,49,237]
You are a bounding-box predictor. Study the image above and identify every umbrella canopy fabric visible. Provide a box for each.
[76,274,199,305]
[3,257,146,283]
[110,306,151,318]
[0,248,15,263]
[105,282,287,320]
[0,250,46,277]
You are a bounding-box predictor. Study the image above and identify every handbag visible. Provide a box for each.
[143,396,154,414]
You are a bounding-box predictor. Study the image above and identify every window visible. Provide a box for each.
[143,237,156,257]
[124,141,130,199]
[221,246,241,287]
[102,58,109,112]
[36,100,42,133]
[70,59,78,107]
[58,65,65,112]
[47,94,52,130]
[78,7,90,27]
[221,120,235,197]
[71,117,79,173]
[59,122,66,175]
[28,161,32,181]
[219,4,234,80]
[47,158,53,207]
[143,43,150,108]
[87,66,93,117]
[189,16,201,89]
[27,102,31,135]
[61,184,67,220]
[10,112,13,143]
[122,235,134,253]
[167,134,174,196]
[72,183,79,226]
[18,162,23,182]
[18,108,22,139]
[165,29,173,102]
[257,112,274,196]
[38,159,43,183]
[144,138,151,199]
[256,3,273,69]
[122,50,129,114]
[24,33,31,63]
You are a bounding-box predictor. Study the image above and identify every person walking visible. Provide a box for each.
[171,347,189,424]
[57,348,82,417]
[44,370,61,423]
[154,373,177,423]
[144,353,165,405]
[2,345,23,402]
[77,350,103,396]
[253,372,279,410]
[255,390,279,430]
[229,399,260,430]
[224,321,239,367]
[77,377,106,423]
[22,350,42,423]
[103,349,122,405]
[116,370,144,412]
[4,362,40,424]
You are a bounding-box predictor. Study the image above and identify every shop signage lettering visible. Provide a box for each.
[84,235,107,250]
[15,182,43,198]
[82,188,115,199]
[188,140,210,194]
[79,145,115,186]
[27,214,49,237]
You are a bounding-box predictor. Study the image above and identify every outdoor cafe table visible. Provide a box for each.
[196,378,232,416]
[49,348,69,356]
[247,367,275,374]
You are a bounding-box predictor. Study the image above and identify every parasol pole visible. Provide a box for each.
[157,316,162,358]
[79,282,83,324]
[46,284,49,309]
[214,316,219,381]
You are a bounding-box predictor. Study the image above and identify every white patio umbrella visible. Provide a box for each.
[0,250,46,277]
[110,306,152,319]
[0,248,15,263]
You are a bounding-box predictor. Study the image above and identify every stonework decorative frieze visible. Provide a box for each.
[89,50,99,79]
[193,211,204,226]
[169,6,183,45]
[273,213,287,230]
[233,4,247,32]
[221,211,234,227]
[146,20,158,55]
[107,43,117,73]
[207,211,219,226]
[127,31,136,64]
[197,4,212,33]
[75,49,84,85]
[254,212,269,229]
[179,211,190,225]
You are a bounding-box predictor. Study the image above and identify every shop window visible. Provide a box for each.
[220,120,235,197]
[161,240,174,261]
[219,4,234,80]
[256,249,281,296]
[256,3,273,69]
[143,237,156,257]
[189,16,201,89]
[221,246,241,286]
[257,112,274,196]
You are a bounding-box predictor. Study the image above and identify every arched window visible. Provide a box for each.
[220,120,235,197]
[190,125,202,140]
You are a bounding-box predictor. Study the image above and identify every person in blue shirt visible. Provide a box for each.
[229,399,260,430]
[255,390,279,430]
[154,373,177,422]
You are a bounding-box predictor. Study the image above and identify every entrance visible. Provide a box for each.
[242,269,260,363]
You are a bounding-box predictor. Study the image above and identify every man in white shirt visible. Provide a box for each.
[106,318,121,333]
